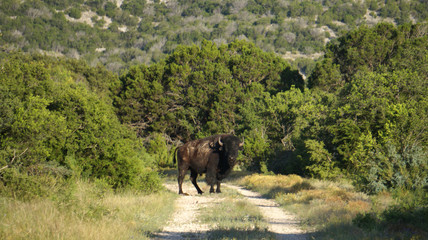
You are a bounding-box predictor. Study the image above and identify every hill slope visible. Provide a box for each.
[1,0,427,73]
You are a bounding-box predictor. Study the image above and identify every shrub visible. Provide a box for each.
[147,133,174,168]
[0,168,74,201]
[0,54,162,196]
[353,189,428,238]
[67,7,81,19]
[133,170,163,193]
[304,139,341,179]
[304,24,427,194]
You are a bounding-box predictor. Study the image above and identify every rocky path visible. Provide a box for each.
[154,181,307,240]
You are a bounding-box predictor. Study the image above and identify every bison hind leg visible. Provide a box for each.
[177,167,188,195]
[190,169,204,194]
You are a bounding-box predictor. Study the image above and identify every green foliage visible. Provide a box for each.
[67,7,82,19]
[307,57,343,91]
[309,23,428,87]
[241,127,271,171]
[288,1,323,18]
[0,167,74,201]
[121,0,146,16]
[114,40,308,172]
[302,23,427,193]
[133,170,163,193]
[324,1,366,24]
[114,40,302,147]
[259,87,338,175]
[304,139,340,179]
[330,69,428,193]
[147,133,174,167]
[0,53,162,198]
[353,189,428,237]
[1,21,427,208]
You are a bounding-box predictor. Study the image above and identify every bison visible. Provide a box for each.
[173,134,243,195]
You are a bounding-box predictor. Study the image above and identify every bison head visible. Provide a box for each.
[218,135,243,165]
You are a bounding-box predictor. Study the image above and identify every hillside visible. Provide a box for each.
[1,0,427,74]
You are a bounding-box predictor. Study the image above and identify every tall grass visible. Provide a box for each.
[0,179,177,240]
[237,174,427,239]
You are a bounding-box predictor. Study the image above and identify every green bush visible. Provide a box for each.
[133,170,163,193]
[0,168,74,201]
[304,139,341,179]
[147,133,174,167]
[353,189,428,237]
[114,40,302,143]
[353,212,378,231]
[67,7,82,19]
[303,23,427,193]
[0,54,162,196]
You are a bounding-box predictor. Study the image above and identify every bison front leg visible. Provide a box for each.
[216,181,222,193]
[205,167,218,194]
[190,169,204,194]
[209,185,215,193]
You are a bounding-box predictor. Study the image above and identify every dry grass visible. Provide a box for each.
[0,180,177,240]
[199,188,275,239]
[237,174,392,239]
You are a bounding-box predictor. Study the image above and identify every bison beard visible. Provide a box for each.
[174,134,243,195]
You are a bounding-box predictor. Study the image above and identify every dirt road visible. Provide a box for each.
[154,181,307,240]
[224,184,307,240]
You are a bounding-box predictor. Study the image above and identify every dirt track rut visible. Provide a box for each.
[154,181,307,240]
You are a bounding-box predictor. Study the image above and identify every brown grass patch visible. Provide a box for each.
[238,173,374,231]
[346,200,371,214]
[0,180,177,240]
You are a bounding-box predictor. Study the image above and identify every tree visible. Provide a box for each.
[305,23,427,192]
[0,53,161,194]
[115,40,302,143]
[308,23,428,89]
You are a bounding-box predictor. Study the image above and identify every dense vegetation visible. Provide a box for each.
[1,0,427,74]
[306,23,427,192]
[114,23,427,194]
[0,54,161,199]
[0,19,426,239]
[114,40,303,140]
[1,21,427,191]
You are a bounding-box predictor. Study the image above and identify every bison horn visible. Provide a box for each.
[218,137,223,146]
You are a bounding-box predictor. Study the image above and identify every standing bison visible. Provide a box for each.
[174,134,243,195]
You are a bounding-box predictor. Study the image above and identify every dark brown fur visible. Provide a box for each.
[174,134,243,195]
